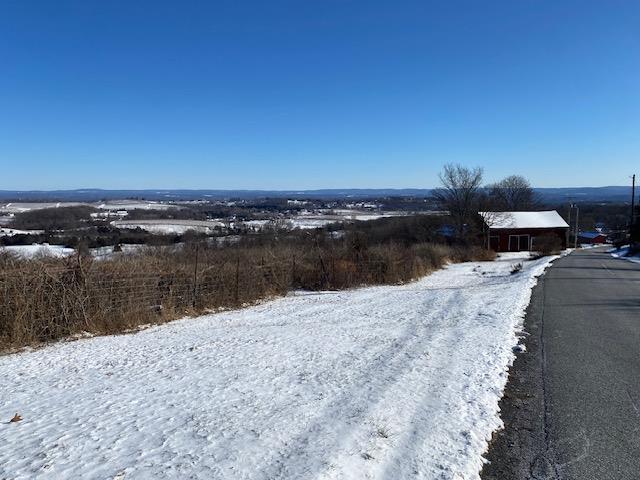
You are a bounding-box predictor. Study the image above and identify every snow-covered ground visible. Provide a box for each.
[0,243,75,258]
[108,212,428,234]
[0,202,87,214]
[1,242,149,260]
[0,253,557,480]
[610,246,640,264]
[90,244,147,260]
[291,219,335,229]
[111,219,224,234]
[97,201,176,211]
[0,227,45,236]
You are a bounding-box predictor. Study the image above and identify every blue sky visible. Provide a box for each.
[1,0,639,190]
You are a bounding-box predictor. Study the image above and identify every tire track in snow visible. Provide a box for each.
[259,289,464,479]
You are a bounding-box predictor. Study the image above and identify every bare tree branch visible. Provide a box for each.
[432,164,483,241]
[487,175,539,211]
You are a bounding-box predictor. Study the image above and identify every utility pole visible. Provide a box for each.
[192,242,200,308]
[567,203,572,247]
[631,174,636,228]
[574,204,579,249]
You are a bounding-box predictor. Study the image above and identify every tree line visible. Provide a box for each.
[432,164,538,242]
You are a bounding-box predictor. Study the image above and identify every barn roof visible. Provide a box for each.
[480,210,569,229]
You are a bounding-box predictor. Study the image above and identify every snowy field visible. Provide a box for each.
[0,243,75,258]
[0,253,557,480]
[111,219,224,234]
[110,214,407,234]
[0,227,45,236]
[0,243,150,260]
[90,244,148,260]
[0,202,87,213]
[97,201,177,211]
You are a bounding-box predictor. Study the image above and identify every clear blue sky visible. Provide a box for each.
[1,0,639,190]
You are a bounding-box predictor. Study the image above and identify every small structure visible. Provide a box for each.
[480,211,569,252]
[578,231,607,245]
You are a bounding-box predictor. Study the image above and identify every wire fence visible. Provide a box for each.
[0,247,422,348]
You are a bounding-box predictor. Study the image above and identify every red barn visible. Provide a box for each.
[577,232,608,244]
[480,211,569,252]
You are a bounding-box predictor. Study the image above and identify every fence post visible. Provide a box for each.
[292,255,296,287]
[234,256,240,304]
[318,254,328,289]
[76,251,90,328]
[192,243,199,308]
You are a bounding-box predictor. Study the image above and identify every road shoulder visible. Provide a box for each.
[481,264,551,479]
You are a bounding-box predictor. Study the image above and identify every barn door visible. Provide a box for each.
[509,234,530,251]
[509,236,519,252]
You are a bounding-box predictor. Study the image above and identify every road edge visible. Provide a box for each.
[480,260,551,479]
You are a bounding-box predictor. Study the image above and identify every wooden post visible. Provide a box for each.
[318,254,328,289]
[75,250,90,328]
[234,256,240,304]
[292,255,296,287]
[192,243,199,308]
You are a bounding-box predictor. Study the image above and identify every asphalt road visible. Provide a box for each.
[482,248,640,479]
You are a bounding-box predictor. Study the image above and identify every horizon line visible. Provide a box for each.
[0,185,632,193]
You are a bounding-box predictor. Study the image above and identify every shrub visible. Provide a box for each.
[9,206,98,231]
[449,246,497,263]
[413,244,451,270]
[0,232,497,350]
[531,234,562,256]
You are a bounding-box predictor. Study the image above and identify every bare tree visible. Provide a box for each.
[432,164,484,241]
[488,175,538,211]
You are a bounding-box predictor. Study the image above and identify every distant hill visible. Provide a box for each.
[0,188,432,202]
[534,186,633,204]
[0,186,633,203]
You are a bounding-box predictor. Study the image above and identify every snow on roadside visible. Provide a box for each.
[0,253,557,480]
[610,246,640,264]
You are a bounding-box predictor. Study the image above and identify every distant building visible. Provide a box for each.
[480,211,570,252]
[578,231,608,244]
[437,224,456,239]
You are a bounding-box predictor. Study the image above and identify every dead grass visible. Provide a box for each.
[0,240,496,351]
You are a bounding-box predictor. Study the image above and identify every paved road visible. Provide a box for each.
[482,248,640,479]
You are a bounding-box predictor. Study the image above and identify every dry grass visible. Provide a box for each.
[0,240,495,351]
[531,234,563,256]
